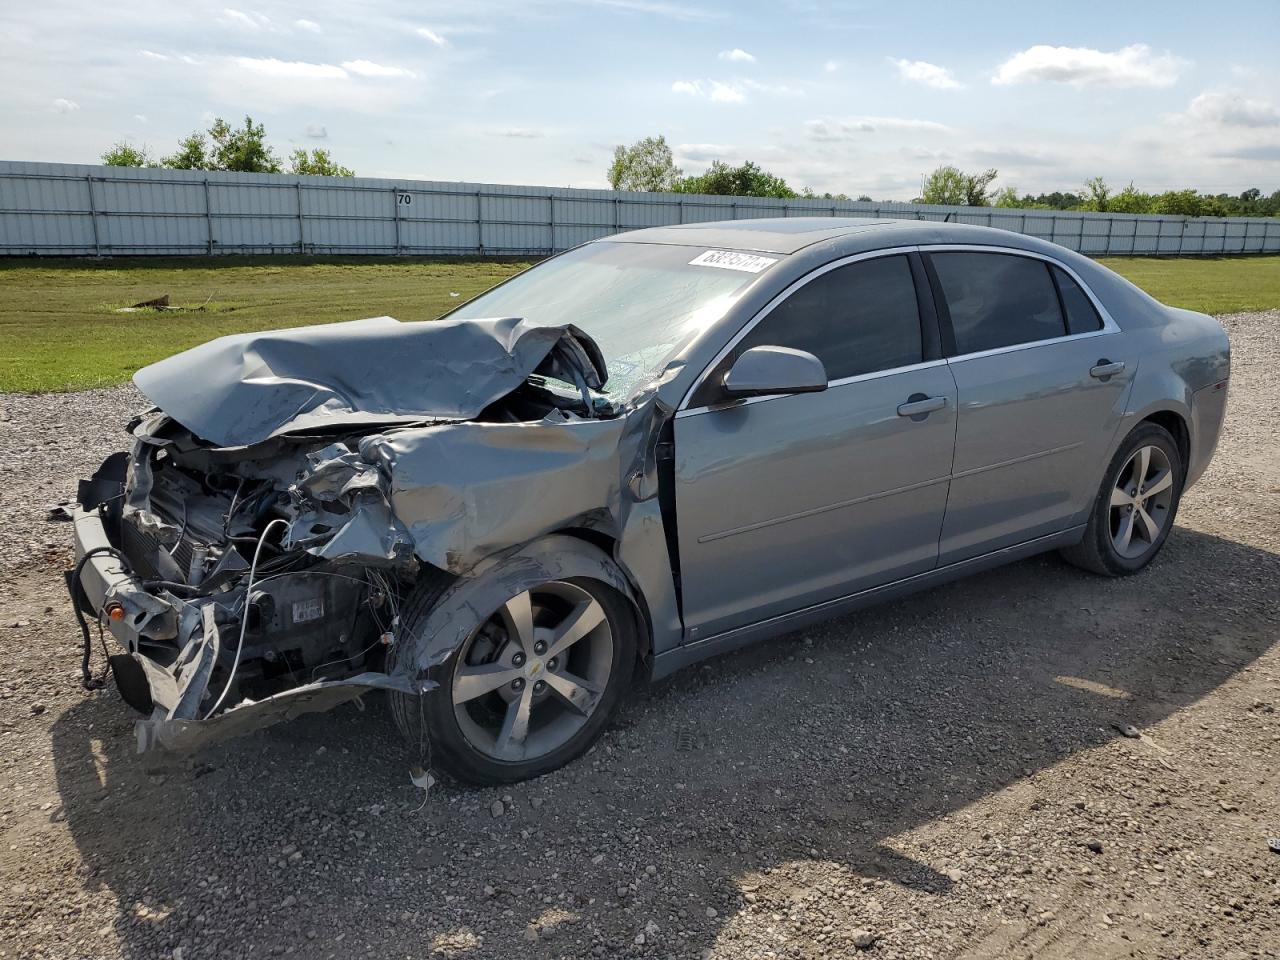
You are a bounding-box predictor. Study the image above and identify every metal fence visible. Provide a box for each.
[2,160,1278,258]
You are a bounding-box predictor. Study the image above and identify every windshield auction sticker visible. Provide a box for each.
[688,249,778,273]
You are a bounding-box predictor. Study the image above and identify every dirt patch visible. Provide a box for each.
[2,312,1278,960]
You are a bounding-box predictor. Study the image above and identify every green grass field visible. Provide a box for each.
[1095,255,1280,315]
[0,257,531,393]
[1,254,1277,393]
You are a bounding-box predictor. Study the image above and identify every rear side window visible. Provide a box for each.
[737,254,923,381]
[1052,266,1104,335]
[930,252,1066,354]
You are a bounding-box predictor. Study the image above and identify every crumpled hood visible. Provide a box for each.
[133,315,608,448]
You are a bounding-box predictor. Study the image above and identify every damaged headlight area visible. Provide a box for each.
[70,413,433,753]
[67,315,650,756]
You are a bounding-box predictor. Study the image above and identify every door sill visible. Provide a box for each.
[651,525,1085,680]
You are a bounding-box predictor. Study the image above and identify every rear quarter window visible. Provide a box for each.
[1052,266,1105,335]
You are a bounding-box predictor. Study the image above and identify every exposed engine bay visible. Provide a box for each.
[67,315,672,753]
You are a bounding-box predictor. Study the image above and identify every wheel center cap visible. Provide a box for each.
[525,659,544,680]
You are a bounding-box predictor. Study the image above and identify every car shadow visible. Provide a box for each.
[47,527,1279,959]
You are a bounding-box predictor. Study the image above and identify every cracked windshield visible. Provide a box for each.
[448,241,776,398]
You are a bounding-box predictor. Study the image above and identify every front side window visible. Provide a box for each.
[736,254,923,382]
[930,252,1067,354]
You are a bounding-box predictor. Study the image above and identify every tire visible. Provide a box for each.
[390,553,637,786]
[1060,421,1184,577]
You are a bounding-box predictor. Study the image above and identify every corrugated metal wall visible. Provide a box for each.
[2,160,1278,258]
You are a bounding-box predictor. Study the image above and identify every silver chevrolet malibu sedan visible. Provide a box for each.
[69,219,1230,784]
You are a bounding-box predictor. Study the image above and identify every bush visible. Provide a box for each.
[1108,184,1153,214]
[674,160,797,199]
[288,149,354,177]
[607,136,682,192]
[105,115,358,175]
[917,166,999,206]
[101,143,156,168]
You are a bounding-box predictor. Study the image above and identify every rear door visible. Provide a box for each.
[924,249,1133,565]
[673,252,958,641]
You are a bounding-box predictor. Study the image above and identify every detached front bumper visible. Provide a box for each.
[69,491,419,754]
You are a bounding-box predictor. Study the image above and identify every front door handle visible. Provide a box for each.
[897,394,947,419]
[1090,359,1126,380]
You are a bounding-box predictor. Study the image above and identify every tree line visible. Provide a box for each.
[608,136,862,201]
[98,123,1278,217]
[101,116,354,177]
[992,176,1280,219]
[608,135,1280,218]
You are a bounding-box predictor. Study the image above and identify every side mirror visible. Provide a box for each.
[722,345,828,398]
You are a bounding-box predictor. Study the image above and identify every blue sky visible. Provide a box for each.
[3,0,1278,198]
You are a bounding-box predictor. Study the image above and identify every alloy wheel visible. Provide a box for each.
[450,581,613,762]
[1109,444,1175,560]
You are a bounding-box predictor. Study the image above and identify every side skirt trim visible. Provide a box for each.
[651,525,1086,680]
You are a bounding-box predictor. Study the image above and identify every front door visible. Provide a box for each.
[673,253,959,641]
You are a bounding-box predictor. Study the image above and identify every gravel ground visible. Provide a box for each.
[2,312,1278,960]
[0,386,146,571]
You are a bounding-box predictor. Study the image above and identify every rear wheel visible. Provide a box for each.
[1060,422,1183,576]
[393,568,635,785]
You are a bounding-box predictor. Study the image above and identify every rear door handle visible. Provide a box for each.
[1090,359,1126,380]
[897,395,947,419]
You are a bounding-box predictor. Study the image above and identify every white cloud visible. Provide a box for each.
[139,50,202,66]
[1186,91,1279,128]
[992,43,1186,89]
[234,57,349,80]
[904,146,951,161]
[9,0,1276,198]
[675,142,736,162]
[341,59,417,79]
[489,127,546,138]
[305,123,328,138]
[294,19,320,33]
[220,8,272,31]
[208,56,423,112]
[708,81,743,103]
[1159,90,1280,172]
[718,48,755,63]
[671,77,791,103]
[805,116,953,139]
[52,98,79,113]
[133,114,148,123]
[740,77,800,97]
[1228,64,1262,80]
[416,26,448,46]
[890,57,962,90]
[978,147,1046,167]
[1215,144,1280,161]
[583,0,722,21]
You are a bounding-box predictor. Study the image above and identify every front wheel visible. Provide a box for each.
[1060,421,1184,576]
[392,565,636,785]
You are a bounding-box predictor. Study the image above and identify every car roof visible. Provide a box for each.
[599,216,1055,256]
